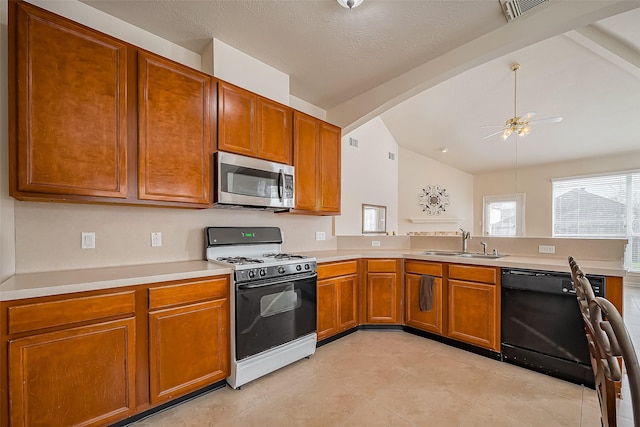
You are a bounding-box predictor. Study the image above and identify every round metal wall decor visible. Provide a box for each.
[419,185,450,215]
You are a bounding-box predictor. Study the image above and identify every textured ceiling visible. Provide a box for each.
[81,0,505,110]
[79,0,640,173]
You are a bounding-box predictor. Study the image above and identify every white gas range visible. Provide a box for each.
[205,227,317,389]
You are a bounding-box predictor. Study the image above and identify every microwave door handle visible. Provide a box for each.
[278,169,285,201]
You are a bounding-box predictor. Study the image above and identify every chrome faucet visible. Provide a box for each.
[460,228,471,252]
[480,241,488,255]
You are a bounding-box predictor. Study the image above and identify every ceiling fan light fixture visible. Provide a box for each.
[337,0,364,9]
[517,124,531,137]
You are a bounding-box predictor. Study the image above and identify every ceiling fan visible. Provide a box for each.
[482,64,563,140]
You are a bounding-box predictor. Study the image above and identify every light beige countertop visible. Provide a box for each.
[0,261,232,301]
[1,251,625,302]
[301,250,626,277]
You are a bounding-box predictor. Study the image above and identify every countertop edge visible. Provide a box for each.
[0,261,233,301]
[1,252,626,301]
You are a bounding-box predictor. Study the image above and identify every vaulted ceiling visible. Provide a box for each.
[80,0,640,173]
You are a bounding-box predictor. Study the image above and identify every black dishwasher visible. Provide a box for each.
[501,268,605,387]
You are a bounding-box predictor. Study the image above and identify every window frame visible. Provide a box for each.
[482,193,525,237]
[552,169,640,272]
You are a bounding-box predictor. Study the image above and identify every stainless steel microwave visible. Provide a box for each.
[215,151,294,209]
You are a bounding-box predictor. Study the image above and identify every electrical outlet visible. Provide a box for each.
[371,240,381,247]
[315,231,326,241]
[151,232,162,247]
[81,232,95,249]
[538,245,555,254]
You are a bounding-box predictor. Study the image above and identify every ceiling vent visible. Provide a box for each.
[501,0,548,22]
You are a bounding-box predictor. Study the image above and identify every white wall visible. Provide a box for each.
[334,117,399,236]
[474,151,640,237]
[205,39,290,106]
[398,147,474,235]
[1,0,336,276]
[14,202,335,274]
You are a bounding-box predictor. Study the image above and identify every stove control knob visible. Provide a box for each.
[259,269,267,277]
[248,270,255,278]
[304,264,310,270]
[278,266,286,274]
[296,264,302,271]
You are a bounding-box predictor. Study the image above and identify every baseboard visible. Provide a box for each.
[109,380,227,427]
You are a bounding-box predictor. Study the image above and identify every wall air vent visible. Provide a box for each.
[348,137,359,148]
[501,0,548,22]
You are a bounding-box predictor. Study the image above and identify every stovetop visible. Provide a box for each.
[205,226,317,283]
[216,253,310,266]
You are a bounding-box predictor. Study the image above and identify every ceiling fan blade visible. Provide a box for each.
[520,112,537,121]
[479,125,506,129]
[529,116,563,124]
[482,129,506,140]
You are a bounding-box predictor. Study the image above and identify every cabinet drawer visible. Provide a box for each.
[149,276,229,310]
[449,264,498,284]
[8,291,135,335]
[405,261,443,277]
[367,259,397,272]
[318,260,358,280]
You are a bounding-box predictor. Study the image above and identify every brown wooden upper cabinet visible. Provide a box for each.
[138,51,215,206]
[218,82,292,165]
[10,2,131,201]
[292,111,341,215]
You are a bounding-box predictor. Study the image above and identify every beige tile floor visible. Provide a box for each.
[130,287,640,427]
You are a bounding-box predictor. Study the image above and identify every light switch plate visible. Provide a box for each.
[81,232,95,249]
[151,232,162,247]
[538,245,555,254]
[315,231,326,241]
[372,240,381,247]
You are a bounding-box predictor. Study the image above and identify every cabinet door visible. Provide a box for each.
[293,112,320,210]
[366,272,400,324]
[405,273,444,335]
[138,52,214,205]
[319,123,341,213]
[218,82,257,157]
[448,279,498,351]
[317,278,338,341]
[337,275,358,331]
[13,3,129,198]
[257,98,292,164]
[148,299,229,404]
[9,318,136,427]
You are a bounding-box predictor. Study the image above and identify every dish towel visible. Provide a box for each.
[419,275,435,312]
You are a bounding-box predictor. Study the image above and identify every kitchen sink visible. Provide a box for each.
[421,251,466,256]
[421,251,506,259]
[456,253,505,259]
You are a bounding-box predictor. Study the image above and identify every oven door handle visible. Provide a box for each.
[237,272,317,289]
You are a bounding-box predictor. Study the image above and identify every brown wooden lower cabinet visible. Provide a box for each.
[317,260,358,341]
[405,273,443,333]
[8,318,137,427]
[1,275,231,427]
[148,277,230,404]
[447,264,500,352]
[365,259,402,324]
[149,299,228,403]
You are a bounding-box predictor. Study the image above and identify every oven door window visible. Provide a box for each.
[235,275,317,361]
[260,289,301,317]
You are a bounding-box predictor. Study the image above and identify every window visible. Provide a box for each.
[552,171,640,272]
[483,194,525,237]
